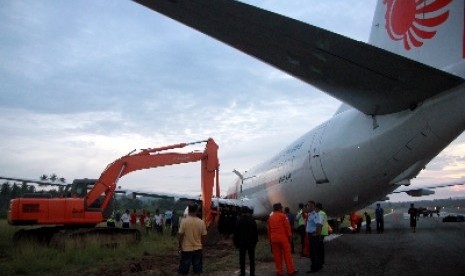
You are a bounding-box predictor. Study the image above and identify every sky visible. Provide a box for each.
[0,0,464,202]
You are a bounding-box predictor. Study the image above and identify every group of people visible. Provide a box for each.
[348,203,385,234]
[233,200,327,275]
[218,206,238,238]
[176,204,259,275]
[296,201,329,274]
[109,200,425,275]
[117,209,180,236]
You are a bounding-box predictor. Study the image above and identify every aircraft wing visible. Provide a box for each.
[392,181,465,197]
[132,0,464,115]
[125,190,201,201]
[125,190,255,208]
[0,176,68,186]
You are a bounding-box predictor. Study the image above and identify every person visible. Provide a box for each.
[364,212,372,234]
[229,206,238,238]
[171,211,180,236]
[106,214,116,228]
[284,207,296,254]
[115,210,122,227]
[295,203,307,256]
[267,203,297,276]
[221,206,234,239]
[233,206,258,276]
[165,210,173,227]
[121,209,130,229]
[350,212,363,233]
[139,210,146,229]
[306,201,323,273]
[316,203,328,265]
[154,209,163,233]
[408,203,418,233]
[144,211,152,235]
[375,203,384,233]
[130,209,137,228]
[178,204,207,275]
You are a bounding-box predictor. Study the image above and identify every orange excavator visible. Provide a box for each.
[8,138,220,245]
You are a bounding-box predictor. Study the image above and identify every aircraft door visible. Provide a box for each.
[309,123,329,184]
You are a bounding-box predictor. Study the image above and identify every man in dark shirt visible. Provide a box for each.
[233,206,258,276]
[408,203,418,233]
[375,203,384,233]
[364,212,372,234]
[284,207,296,253]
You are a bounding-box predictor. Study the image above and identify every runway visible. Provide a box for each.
[259,209,465,275]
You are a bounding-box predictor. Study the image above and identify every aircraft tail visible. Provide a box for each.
[369,0,464,77]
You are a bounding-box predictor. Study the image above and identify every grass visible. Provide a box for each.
[0,220,178,275]
[1,213,363,275]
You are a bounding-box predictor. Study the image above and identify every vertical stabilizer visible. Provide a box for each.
[369,0,464,76]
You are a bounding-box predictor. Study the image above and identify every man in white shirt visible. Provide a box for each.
[120,209,130,229]
[306,201,323,273]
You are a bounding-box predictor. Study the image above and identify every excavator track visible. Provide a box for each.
[13,226,141,249]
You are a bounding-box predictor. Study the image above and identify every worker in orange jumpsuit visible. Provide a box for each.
[350,211,363,233]
[267,203,297,276]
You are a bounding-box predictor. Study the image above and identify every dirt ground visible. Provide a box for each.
[81,210,465,275]
[83,237,274,275]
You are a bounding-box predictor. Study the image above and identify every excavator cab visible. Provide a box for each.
[70,179,97,198]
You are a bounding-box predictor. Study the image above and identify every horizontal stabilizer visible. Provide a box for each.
[133,0,464,115]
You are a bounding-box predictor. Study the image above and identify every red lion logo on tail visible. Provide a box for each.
[384,0,452,50]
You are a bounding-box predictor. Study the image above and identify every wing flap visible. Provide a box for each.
[133,0,463,115]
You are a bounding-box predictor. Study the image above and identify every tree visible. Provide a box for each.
[10,183,20,198]
[20,182,29,194]
[1,182,11,196]
[27,185,35,193]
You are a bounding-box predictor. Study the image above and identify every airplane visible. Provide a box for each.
[130,0,465,218]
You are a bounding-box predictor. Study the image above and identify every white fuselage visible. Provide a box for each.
[227,83,465,217]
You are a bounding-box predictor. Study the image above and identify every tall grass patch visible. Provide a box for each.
[0,221,179,275]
